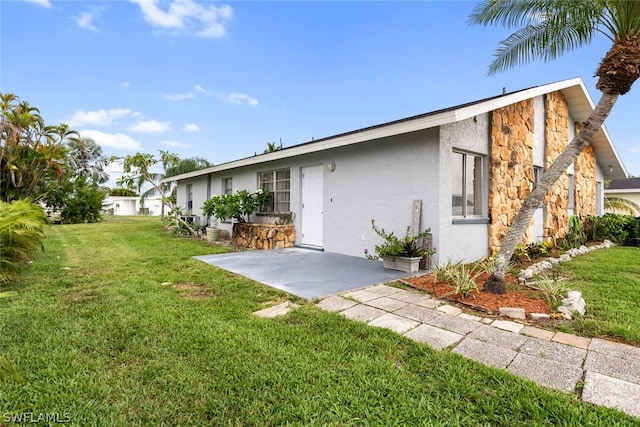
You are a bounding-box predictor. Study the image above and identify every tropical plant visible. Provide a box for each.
[605,196,640,215]
[560,215,587,250]
[155,156,212,218]
[202,189,271,224]
[0,291,22,385]
[366,220,435,260]
[530,266,570,306]
[115,151,197,235]
[263,141,281,153]
[448,263,483,298]
[431,259,463,286]
[470,0,640,293]
[583,212,638,244]
[0,93,72,202]
[0,199,48,284]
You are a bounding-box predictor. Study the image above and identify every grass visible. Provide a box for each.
[0,216,638,425]
[557,246,640,346]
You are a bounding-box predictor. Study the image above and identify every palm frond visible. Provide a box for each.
[605,196,640,215]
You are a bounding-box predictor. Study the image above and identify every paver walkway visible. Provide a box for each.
[315,283,640,419]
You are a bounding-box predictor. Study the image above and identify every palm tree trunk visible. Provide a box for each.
[484,92,619,294]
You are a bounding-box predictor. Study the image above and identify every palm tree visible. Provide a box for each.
[605,196,640,215]
[469,1,640,293]
[66,137,110,184]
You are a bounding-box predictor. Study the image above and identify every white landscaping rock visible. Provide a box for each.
[558,291,586,320]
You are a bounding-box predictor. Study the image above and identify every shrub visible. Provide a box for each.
[526,241,553,259]
[202,190,271,224]
[0,199,48,284]
[366,220,435,260]
[583,213,636,244]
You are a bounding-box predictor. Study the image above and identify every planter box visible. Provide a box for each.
[382,255,421,273]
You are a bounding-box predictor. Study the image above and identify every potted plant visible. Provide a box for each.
[365,219,435,273]
[201,198,222,242]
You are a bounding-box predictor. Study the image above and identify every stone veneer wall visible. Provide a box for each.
[232,223,296,250]
[575,144,597,217]
[488,99,535,251]
[543,91,571,241]
[488,91,598,252]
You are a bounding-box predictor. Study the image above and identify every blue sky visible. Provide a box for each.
[2,0,639,184]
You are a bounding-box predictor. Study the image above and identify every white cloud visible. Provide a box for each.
[183,123,200,132]
[67,108,133,127]
[121,81,130,88]
[128,119,171,133]
[74,8,104,31]
[194,85,209,94]
[130,0,232,38]
[166,92,194,100]
[161,140,190,148]
[79,130,143,150]
[25,0,52,7]
[227,93,258,107]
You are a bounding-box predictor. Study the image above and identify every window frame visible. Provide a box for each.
[257,168,291,214]
[222,177,233,195]
[451,150,484,220]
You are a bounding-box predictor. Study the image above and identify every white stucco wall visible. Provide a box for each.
[437,114,490,264]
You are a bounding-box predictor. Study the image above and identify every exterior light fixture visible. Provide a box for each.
[327,162,336,172]
[608,165,614,172]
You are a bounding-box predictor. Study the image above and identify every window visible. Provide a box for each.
[186,184,193,214]
[533,166,543,188]
[222,177,233,195]
[452,151,483,217]
[258,169,290,213]
[568,174,575,212]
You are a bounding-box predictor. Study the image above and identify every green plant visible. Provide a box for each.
[448,263,482,298]
[510,243,530,264]
[530,266,570,306]
[0,199,48,284]
[366,220,435,260]
[0,291,22,385]
[526,241,553,259]
[560,215,587,250]
[431,259,461,285]
[202,189,271,223]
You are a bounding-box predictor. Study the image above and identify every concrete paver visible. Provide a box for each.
[583,371,640,418]
[368,312,419,334]
[426,313,482,335]
[551,331,591,349]
[436,304,462,316]
[316,283,640,420]
[584,350,640,384]
[340,304,385,322]
[520,326,555,340]
[491,319,524,334]
[316,295,357,312]
[392,304,441,323]
[453,338,517,369]
[364,296,409,312]
[507,353,583,392]
[253,302,299,318]
[404,323,464,350]
[518,337,587,367]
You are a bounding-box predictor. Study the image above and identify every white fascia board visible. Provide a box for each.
[605,188,640,194]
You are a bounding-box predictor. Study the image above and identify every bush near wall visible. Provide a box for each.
[583,213,640,245]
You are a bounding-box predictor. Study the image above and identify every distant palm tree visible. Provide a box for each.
[66,137,110,184]
[263,141,279,153]
[605,196,640,215]
[470,0,640,293]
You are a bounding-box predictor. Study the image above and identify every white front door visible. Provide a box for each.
[301,165,323,247]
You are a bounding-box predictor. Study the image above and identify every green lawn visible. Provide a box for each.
[1,216,638,425]
[558,245,640,346]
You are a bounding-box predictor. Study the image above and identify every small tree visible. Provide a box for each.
[114,151,196,235]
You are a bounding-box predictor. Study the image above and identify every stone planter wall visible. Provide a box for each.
[232,223,296,250]
[487,91,597,252]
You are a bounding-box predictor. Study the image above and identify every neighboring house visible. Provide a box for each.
[104,196,167,216]
[164,78,627,264]
[604,177,640,215]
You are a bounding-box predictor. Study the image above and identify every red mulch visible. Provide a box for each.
[404,272,552,316]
